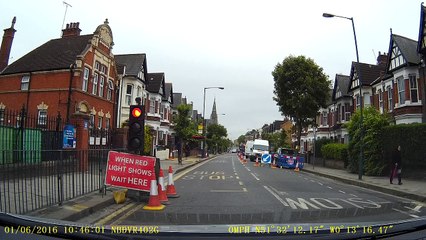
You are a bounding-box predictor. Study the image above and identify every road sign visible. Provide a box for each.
[261,154,271,164]
[105,151,156,192]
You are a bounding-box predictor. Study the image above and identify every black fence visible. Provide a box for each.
[0,107,123,214]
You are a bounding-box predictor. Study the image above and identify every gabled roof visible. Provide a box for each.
[146,72,165,96]
[332,74,350,101]
[417,4,426,54]
[1,34,93,75]
[172,92,182,108]
[162,82,173,103]
[114,53,146,76]
[387,34,420,71]
[349,61,386,91]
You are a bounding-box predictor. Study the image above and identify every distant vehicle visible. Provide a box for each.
[250,139,269,162]
[245,140,254,159]
[274,147,304,169]
[230,148,237,153]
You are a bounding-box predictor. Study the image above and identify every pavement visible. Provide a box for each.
[26,154,426,223]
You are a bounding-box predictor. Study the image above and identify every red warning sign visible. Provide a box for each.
[105,151,156,191]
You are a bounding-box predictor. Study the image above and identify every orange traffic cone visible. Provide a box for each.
[254,157,259,167]
[271,157,277,169]
[294,161,300,172]
[143,173,165,211]
[158,169,170,205]
[166,166,180,198]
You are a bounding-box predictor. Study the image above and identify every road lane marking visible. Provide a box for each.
[250,172,260,181]
[318,182,323,186]
[392,208,419,218]
[95,202,136,225]
[239,181,244,186]
[350,194,358,197]
[404,205,422,213]
[339,190,346,194]
[269,186,288,196]
[210,189,248,193]
[263,186,289,207]
[327,186,333,189]
[236,176,240,179]
[173,157,217,181]
[110,203,145,225]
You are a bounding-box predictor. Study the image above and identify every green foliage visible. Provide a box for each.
[173,104,197,160]
[206,124,228,153]
[347,107,390,175]
[272,55,331,150]
[314,138,332,158]
[382,123,426,174]
[143,126,152,156]
[262,130,288,152]
[237,135,246,145]
[321,143,349,166]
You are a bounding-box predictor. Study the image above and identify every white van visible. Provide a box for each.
[251,139,270,162]
[245,140,254,159]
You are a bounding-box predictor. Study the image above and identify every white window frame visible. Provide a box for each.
[98,116,102,129]
[379,89,383,110]
[397,77,405,104]
[21,75,30,90]
[82,67,89,92]
[105,118,110,130]
[99,76,105,97]
[38,109,47,126]
[387,86,393,111]
[409,74,418,103]
[107,80,114,100]
[92,73,98,95]
[125,84,133,106]
[150,98,155,114]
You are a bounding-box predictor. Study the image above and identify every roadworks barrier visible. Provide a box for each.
[158,169,170,205]
[166,166,180,198]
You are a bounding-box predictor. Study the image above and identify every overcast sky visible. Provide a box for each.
[1,0,422,140]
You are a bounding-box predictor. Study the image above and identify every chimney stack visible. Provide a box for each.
[377,51,388,67]
[61,22,81,38]
[0,17,17,72]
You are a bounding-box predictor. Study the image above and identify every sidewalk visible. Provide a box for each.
[27,155,211,222]
[302,163,426,203]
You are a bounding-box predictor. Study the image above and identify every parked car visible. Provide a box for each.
[274,147,304,169]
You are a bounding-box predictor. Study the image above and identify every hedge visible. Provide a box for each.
[321,143,349,166]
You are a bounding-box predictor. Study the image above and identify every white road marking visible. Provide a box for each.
[404,205,422,213]
[392,208,419,218]
[239,181,244,186]
[339,190,346,194]
[327,186,333,189]
[250,172,260,181]
[350,194,358,197]
[318,182,323,186]
[264,186,289,207]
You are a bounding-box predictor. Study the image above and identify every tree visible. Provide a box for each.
[261,130,287,152]
[272,55,330,151]
[347,107,390,175]
[237,135,246,145]
[206,124,228,154]
[173,104,197,163]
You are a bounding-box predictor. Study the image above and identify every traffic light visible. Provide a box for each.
[128,105,145,152]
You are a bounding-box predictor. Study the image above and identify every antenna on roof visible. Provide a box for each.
[372,49,377,61]
[61,1,72,36]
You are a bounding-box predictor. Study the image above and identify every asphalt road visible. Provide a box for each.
[85,154,425,225]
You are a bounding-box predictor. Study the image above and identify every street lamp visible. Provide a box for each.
[202,87,224,158]
[323,12,364,180]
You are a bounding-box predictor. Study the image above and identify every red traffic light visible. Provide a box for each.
[131,107,142,118]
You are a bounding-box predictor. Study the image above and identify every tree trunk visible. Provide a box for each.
[297,120,302,153]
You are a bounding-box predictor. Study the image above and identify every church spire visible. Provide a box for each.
[210,98,218,125]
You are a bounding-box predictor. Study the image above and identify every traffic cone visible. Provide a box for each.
[157,169,170,205]
[254,157,259,167]
[166,166,180,198]
[294,161,300,172]
[143,173,165,211]
[271,158,277,169]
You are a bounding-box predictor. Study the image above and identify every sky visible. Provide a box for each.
[0,0,422,140]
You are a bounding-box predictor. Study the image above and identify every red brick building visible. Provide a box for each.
[0,19,119,150]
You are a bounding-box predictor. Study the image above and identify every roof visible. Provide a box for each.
[114,54,146,76]
[332,74,350,101]
[172,93,182,108]
[163,82,173,103]
[389,34,420,68]
[146,72,165,96]
[349,61,386,91]
[1,34,93,75]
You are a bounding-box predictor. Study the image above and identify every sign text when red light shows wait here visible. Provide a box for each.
[105,151,156,192]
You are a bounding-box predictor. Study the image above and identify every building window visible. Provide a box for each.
[21,75,30,90]
[38,110,47,126]
[92,73,98,95]
[379,89,383,111]
[409,74,418,103]
[387,86,393,111]
[150,98,155,114]
[99,76,105,97]
[101,64,107,74]
[0,108,5,125]
[344,103,351,121]
[89,114,95,129]
[355,94,360,109]
[105,118,110,130]
[107,80,114,100]
[125,84,133,105]
[322,113,327,126]
[82,67,89,92]
[98,117,102,129]
[95,61,101,71]
[160,105,164,119]
[397,77,405,104]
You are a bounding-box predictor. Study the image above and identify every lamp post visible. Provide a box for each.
[323,12,364,180]
[202,87,224,158]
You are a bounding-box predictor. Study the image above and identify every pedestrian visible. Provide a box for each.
[390,145,402,185]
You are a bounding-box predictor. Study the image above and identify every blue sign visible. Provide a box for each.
[63,124,76,149]
[261,154,271,164]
